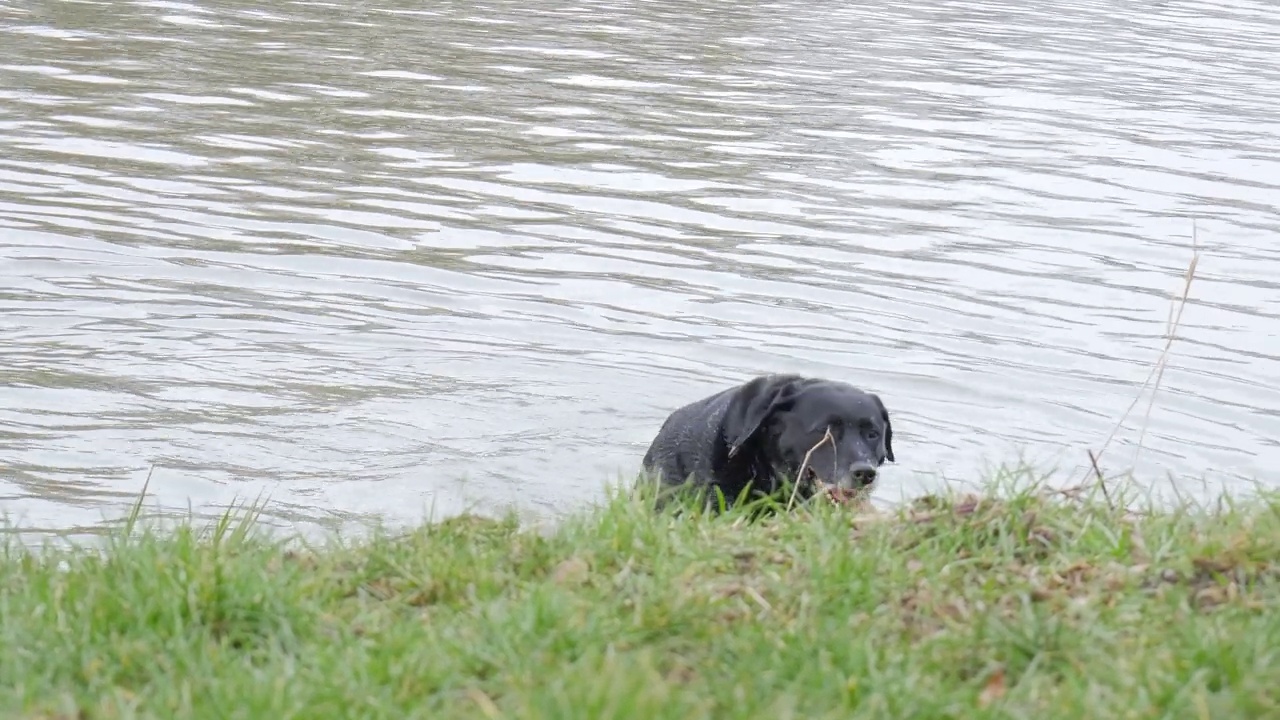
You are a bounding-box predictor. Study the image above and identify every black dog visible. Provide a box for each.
[640,374,894,509]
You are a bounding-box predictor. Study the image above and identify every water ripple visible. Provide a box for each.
[1,0,1278,538]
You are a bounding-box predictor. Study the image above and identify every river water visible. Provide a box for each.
[2,0,1278,538]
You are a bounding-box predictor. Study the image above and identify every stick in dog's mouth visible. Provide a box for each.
[788,429,874,508]
[822,483,867,506]
[787,427,836,510]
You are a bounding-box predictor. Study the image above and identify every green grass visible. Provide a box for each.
[2,472,1278,720]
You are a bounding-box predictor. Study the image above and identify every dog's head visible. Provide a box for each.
[721,374,895,496]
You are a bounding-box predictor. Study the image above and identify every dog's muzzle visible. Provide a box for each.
[803,462,878,493]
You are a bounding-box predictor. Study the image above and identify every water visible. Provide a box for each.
[2,0,1278,538]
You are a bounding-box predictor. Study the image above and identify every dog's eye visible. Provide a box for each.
[866,429,880,440]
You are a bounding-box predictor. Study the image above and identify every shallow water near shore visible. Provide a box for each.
[2,0,1279,539]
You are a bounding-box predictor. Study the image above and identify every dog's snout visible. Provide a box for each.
[850,463,878,487]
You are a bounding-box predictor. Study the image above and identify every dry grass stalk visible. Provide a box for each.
[787,426,836,511]
[466,688,502,719]
[1083,223,1202,489]
[1087,449,1112,510]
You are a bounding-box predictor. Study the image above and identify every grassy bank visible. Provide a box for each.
[2,476,1277,719]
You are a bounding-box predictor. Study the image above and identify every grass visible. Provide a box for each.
[0,230,1239,717]
[1,469,1278,720]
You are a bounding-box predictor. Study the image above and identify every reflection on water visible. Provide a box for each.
[2,0,1279,538]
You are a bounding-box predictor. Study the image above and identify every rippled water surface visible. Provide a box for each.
[3,0,1279,537]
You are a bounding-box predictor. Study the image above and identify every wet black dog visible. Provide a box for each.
[640,374,894,510]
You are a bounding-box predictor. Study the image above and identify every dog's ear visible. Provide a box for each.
[723,375,803,458]
[871,393,895,463]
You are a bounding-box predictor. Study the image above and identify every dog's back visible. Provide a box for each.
[641,385,737,488]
